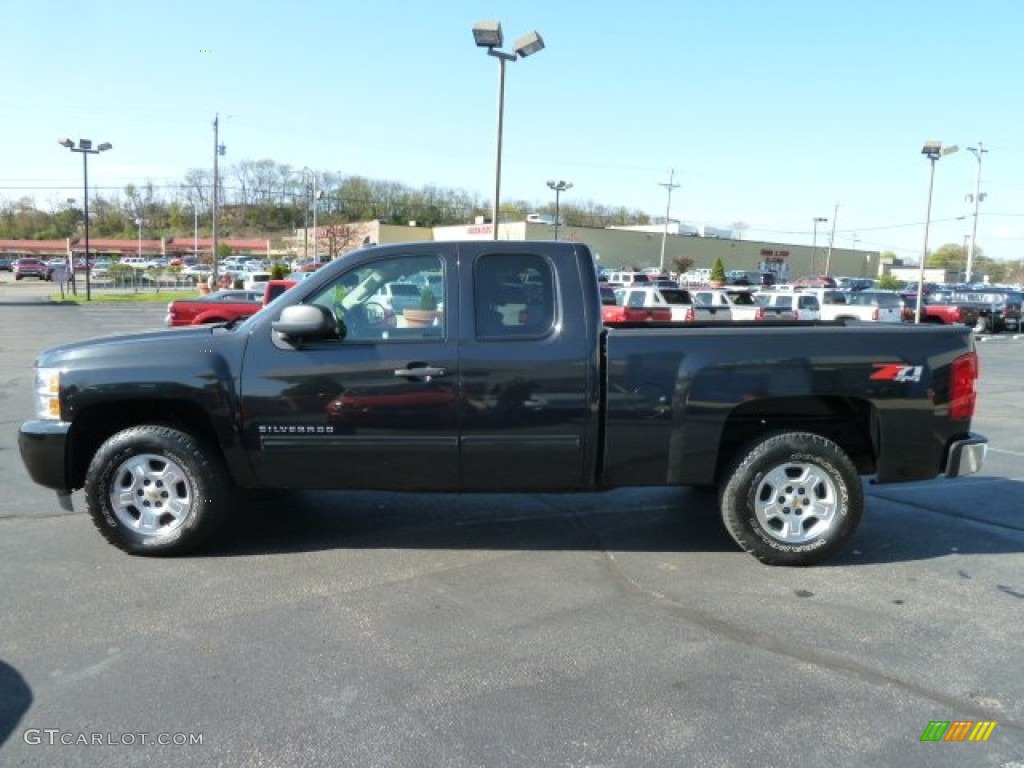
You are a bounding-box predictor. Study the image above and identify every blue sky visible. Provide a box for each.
[2,0,1022,262]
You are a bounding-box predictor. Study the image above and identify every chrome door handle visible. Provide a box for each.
[394,366,447,380]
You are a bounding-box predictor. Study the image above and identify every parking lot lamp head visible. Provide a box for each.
[916,141,958,322]
[546,180,572,240]
[59,137,113,300]
[472,20,545,240]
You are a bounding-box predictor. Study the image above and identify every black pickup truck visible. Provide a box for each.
[19,241,987,565]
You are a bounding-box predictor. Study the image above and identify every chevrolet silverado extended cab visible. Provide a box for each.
[19,241,987,565]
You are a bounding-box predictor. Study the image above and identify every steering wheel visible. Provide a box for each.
[363,301,386,325]
[342,301,387,337]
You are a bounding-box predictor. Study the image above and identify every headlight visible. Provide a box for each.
[34,367,62,420]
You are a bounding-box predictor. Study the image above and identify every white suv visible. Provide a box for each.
[121,256,158,269]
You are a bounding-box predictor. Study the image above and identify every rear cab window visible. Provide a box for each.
[474,253,556,339]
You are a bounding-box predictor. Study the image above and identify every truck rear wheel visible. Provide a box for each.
[84,425,229,555]
[719,431,862,566]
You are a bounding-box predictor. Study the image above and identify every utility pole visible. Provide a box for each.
[658,169,679,275]
[965,142,988,285]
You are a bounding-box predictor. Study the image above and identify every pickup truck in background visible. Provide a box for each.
[942,288,1022,334]
[753,291,821,321]
[691,287,763,321]
[19,241,986,567]
[612,286,727,323]
[164,281,298,327]
[841,290,904,323]
[901,293,983,329]
[787,288,891,323]
[601,286,672,323]
[164,289,265,327]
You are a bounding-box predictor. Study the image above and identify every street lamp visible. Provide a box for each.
[917,140,959,323]
[58,138,112,300]
[658,170,679,275]
[473,20,545,240]
[546,179,572,240]
[811,216,828,275]
[135,217,144,258]
[313,186,323,263]
[965,142,988,285]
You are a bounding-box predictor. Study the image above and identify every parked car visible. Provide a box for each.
[604,271,653,288]
[793,275,837,288]
[0,257,13,272]
[726,270,776,287]
[373,281,423,313]
[13,257,51,281]
[836,277,876,292]
[182,264,212,283]
[120,256,159,270]
[243,271,273,291]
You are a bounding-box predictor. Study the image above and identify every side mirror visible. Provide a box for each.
[272,305,340,343]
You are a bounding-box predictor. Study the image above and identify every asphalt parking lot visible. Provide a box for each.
[1,276,1022,767]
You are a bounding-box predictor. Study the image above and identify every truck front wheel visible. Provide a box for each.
[84,425,229,555]
[719,431,863,566]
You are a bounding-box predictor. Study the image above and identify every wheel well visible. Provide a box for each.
[67,400,220,489]
[715,396,877,482]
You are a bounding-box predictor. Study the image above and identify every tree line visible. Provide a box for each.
[0,158,651,243]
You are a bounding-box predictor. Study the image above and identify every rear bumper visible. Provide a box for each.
[18,420,71,491]
[943,433,988,478]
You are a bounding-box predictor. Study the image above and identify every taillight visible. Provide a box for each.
[755,307,765,321]
[872,307,880,321]
[950,352,978,420]
[793,309,800,320]
[684,307,695,323]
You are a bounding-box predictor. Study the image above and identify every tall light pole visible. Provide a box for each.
[135,217,144,258]
[965,142,987,285]
[811,216,828,275]
[59,138,112,301]
[825,202,839,276]
[546,179,572,240]
[917,140,959,323]
[300,167,313,260]
[473,20,545,241]
[658,169,679,275]
[313,185,323,262]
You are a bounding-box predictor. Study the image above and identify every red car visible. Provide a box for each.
[164,289,264,327]
[793,275,837,288]
[13,257,52,281]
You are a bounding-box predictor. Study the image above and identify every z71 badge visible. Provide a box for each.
[870,363,923,382]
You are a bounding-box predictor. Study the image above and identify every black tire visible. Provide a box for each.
[84,425,229,555]
[719,431,863,566]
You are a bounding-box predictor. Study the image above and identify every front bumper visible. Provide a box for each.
[943,433,988,478]
[18,420,72,491]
